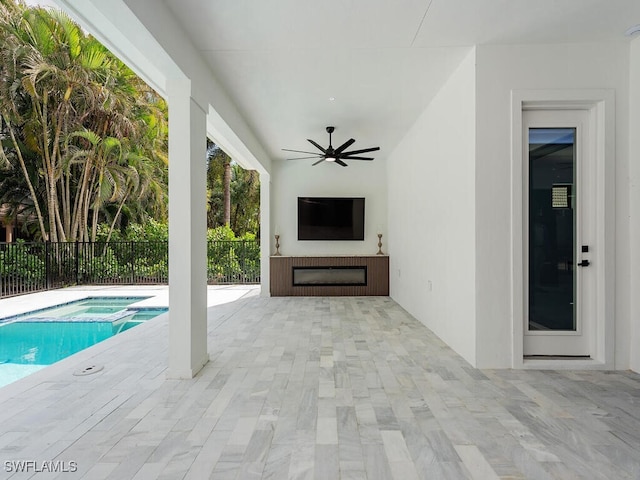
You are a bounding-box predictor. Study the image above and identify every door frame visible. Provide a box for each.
[510,89,615,369]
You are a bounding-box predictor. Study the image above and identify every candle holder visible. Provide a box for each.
[274,234,281,256]
[377,233,384,255]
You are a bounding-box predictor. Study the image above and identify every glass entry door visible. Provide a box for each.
[523,110,593,357]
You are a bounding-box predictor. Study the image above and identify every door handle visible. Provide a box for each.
[578,260,590,267]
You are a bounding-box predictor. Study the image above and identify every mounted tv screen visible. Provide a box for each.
[298,197,365,241]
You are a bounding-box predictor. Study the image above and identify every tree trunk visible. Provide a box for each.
[54,104,71,238]
[104,191,129,250]
[71,157,93,240]
[39,91,59,242]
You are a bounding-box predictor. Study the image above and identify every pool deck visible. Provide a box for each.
[0,288,639,479]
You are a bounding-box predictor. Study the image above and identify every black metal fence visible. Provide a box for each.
[0,240,260,298]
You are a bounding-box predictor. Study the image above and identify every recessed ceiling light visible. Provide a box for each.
[625,24,640,36]
[329,97,335,102]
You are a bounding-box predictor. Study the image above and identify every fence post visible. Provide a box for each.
[75,240,80,285]
[130,241,135,283]
[45,241,51,289]
[241,240,246,283]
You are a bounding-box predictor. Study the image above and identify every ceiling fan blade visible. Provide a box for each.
[312,158,326,166]
[282,148,324,155]
[307,139,327,153]
[334,138,355,154]
[335,159,348,167]
[288,156,325,160]
[342,146,380,156]
[341,156,374,160]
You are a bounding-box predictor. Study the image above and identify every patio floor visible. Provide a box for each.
[0,289,639,479]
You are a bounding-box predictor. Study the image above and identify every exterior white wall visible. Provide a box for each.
[270,158,387,257]
[630,38,640,373]
[387,48,477,366]
[475,43,630,368]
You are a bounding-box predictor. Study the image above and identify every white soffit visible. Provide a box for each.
[414,0,640,46]
[200,46,470,162]
[159,0,640,161]
[164,0,429,50]
[162,0,466,160]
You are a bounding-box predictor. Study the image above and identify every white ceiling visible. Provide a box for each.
[162,0,640,163]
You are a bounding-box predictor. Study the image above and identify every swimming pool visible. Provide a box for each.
[0,297,167,387]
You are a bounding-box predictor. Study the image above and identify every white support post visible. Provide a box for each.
[167,78,209,378]
[260,172,271,296]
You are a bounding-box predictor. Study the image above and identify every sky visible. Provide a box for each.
[24,0,59,8]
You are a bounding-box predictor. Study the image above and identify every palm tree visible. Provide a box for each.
[222,154,232,227]
[207,142,234,228]
[0,1,168,241]
[0,2,48,239]
[230,165,260,236]
[0,6,109,241]
[205,141,260,235]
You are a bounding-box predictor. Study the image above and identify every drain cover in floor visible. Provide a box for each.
[73,365,104,376]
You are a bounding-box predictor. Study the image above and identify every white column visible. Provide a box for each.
[259,172,271,296]
[630,39,640,373]
[167,78,209,378]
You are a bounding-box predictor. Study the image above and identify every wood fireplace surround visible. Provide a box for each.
[270,255,389,296]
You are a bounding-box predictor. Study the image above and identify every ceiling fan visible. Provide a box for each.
[283,126,380,167]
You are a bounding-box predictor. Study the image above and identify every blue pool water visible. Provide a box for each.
[0,297,168,387]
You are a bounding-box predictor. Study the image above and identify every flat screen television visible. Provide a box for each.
[298,197,365,241]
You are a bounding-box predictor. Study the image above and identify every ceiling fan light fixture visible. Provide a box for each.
[326,156,336,162]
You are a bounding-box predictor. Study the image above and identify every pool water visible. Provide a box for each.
[7,296,148,321]
[0,297,167,388]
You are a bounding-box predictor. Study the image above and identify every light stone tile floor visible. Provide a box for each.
[0,290,639,479]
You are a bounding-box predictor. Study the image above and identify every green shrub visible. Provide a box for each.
[0,243,45,281]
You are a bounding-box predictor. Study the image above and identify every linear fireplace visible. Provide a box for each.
[293,266,367,286]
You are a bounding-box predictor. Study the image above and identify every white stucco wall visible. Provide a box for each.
[270,156,387,257]
[474,42,630,368]
[387,48,477,366]
[629,38,640,374]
